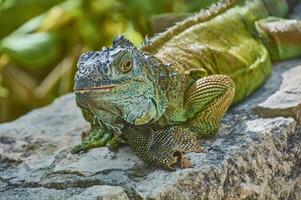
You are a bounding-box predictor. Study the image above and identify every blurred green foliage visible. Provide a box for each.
[0,0,217,122]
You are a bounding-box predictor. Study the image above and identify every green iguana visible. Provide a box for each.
[72,0,301,169]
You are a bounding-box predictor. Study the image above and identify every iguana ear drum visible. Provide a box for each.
[113,35,135,48]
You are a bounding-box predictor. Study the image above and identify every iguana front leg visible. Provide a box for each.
[183,75,235,137]
[122,125,204,170]
[71,106,122,153]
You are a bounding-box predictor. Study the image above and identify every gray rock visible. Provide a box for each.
[0,188,78,200]
[1,64,301,200]
[53,147,141,175]
[133,117,299,199]
[1,5,301,200]
[68,186,129,200]
[256,65,301,123]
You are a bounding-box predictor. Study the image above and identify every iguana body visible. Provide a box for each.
[73,0,301,169]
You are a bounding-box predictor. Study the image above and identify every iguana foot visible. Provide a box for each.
[123,125,204,170]
[71,127,118,154]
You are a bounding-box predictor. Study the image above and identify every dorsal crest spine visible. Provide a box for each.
[113,35,134,48]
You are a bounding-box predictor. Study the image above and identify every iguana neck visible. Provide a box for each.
[151,55,192,127]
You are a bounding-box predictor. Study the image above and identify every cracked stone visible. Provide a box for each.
[53,147,142,175]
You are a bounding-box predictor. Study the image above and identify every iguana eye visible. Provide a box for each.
[120,58,133,73]
[113,51,133,74]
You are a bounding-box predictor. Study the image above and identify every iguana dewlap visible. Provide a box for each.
[73,0,301,169]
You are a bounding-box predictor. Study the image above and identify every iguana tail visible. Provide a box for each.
[259,0,299,17]
[253,0,301,61]
[255,17,301,61]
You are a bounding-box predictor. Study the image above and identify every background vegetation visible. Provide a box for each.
[0,0,217,122]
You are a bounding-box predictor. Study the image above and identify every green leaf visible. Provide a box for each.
[0,32,60,69]
[0,75,8,97]
[0,0,64,38]
[12,15,46,35]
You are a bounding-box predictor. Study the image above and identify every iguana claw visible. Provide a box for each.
[71,144,86,154]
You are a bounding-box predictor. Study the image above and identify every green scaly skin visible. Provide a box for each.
[72,0,301,169]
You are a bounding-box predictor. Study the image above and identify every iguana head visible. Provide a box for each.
[74,36,168,126]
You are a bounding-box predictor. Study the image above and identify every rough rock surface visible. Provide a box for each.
[256,65,301,123]
[1,7,301,200]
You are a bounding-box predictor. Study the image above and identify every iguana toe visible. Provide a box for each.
[71,129,114,154]
[71,144,85,154]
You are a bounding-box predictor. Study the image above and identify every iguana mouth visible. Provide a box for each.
[75,84,117,93]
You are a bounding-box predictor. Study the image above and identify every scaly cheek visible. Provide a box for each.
[134,112,153,125]
[134,100,157,125]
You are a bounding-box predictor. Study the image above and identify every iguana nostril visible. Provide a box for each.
[74,76,92,90]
